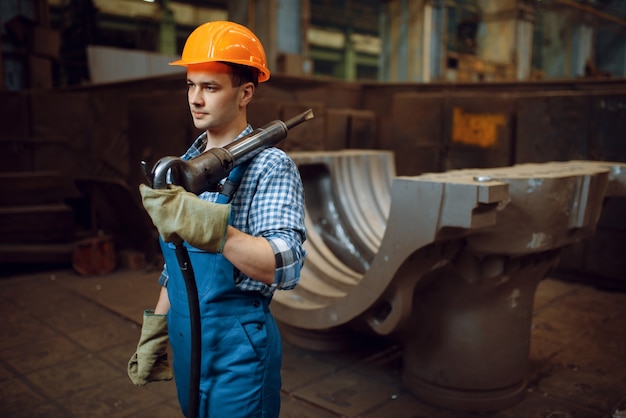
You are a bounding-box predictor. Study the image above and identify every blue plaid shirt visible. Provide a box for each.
[158,126,307,297]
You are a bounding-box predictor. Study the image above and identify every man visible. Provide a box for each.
[128,21,307,418]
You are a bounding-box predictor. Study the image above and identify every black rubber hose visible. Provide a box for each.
[174,244,200,418]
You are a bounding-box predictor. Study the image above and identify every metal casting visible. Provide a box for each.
[272,151,626,411]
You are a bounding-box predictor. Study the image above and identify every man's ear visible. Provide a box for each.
[239,82,255,107]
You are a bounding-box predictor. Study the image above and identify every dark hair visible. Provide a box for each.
[223,62,259,88]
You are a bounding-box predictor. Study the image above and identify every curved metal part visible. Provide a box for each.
[272,150,510,332]
[274,157,626,333]
[272,152,626,411]
[150,156,186,190]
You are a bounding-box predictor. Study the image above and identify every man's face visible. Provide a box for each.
[186,62,241,132]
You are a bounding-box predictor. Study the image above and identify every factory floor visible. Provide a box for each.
[1,264,625,418]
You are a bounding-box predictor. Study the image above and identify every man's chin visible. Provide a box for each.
[193,121,209,131]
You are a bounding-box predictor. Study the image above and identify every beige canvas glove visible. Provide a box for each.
[128,310,173,386]
[139,183,230,253]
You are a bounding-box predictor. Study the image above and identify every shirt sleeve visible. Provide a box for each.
[243,151,307,291]
[267,236,305,290]
[158,266,169,287]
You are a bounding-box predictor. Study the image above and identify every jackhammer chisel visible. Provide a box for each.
[142,108,314,418]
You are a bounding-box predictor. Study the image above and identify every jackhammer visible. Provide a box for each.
[142,108,314,418]
[145,108,314,193]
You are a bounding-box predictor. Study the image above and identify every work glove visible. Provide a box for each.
[139,184,230,253]
[128,310,173,386]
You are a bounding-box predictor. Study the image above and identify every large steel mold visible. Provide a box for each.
[273,150,626,412]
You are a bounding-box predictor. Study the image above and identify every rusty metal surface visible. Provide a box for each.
[275,151,626,411]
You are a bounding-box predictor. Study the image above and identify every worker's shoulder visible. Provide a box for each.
[252,147,297,168]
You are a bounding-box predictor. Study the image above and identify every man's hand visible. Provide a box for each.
[139,184,230,253]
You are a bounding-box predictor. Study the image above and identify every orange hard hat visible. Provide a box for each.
[170,20,270,82]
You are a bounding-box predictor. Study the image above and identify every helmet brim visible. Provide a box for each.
[169,58,270,82]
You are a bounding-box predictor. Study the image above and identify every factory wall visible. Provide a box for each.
[0,73,624,287]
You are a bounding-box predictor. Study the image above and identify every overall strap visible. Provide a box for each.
[217,161,251,204]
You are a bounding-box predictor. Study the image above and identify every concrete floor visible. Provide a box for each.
[1,265,625,418]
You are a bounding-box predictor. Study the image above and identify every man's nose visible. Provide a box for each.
[189,87,203,105]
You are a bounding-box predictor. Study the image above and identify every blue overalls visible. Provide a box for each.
[160,165,282,418]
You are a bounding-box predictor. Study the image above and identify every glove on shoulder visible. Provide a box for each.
[139,184,230,253]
